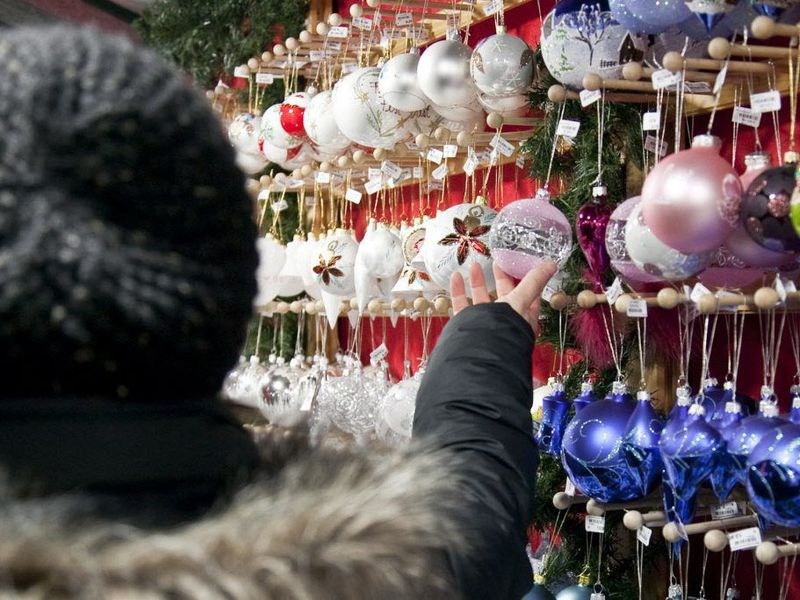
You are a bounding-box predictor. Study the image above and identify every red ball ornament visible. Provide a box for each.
[279,92,310,139]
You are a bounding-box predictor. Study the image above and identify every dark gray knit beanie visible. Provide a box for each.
[0,26,257,399]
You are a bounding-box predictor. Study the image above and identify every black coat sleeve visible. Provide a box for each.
[412,302,538,600]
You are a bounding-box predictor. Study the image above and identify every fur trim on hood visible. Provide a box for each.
[0,425,468,599]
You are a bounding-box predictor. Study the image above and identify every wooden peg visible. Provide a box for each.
[663,515,758,543]
[751,15,799,39]
[583,73,655,93]
[548,291,571,311]
[553,492,589,510]
[656,287,684,309]
[413,297,430,312]
[577,290,603,308]
[663,51,772,74]
[756,541,800,565]
[754,286,780,310]
[615,293,632,314]
[708,37,799,60]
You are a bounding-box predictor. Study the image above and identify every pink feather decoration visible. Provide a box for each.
[569,305,626,369]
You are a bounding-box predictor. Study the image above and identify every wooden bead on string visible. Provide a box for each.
[576,290,598,308]
[289,300,303,313]
[366,0,380,7]
[582,73,602,91]
[434,296,450,313]
[614,293,632,314]
[414,297,430,312]
[662,51,684,72]
[552,492,588,510]
[285,37,299,51]
[754,287,780,309]
[305,301,318,315]
[261,51,274,63]
[273,44,286,56]
[247,58,260,71]
[433,127,448,142]
[486,112,504,129]
[656,287,680,309]
[456,131,473,146]
[549,291,570,311]
[301,164,313,177]
[314,300,326,314]
[276,301,290,314]
[299,30,312,43]
[622,62,643,81]
[368,299,384,315]
[623,511,645,530]
[391,298,406,311]
[316,22,329,36]
[704,529,728,552]
[373,147,387,160]
[707,37,731,60]
[259,175,271,187]
[327,13,343,26]
[547,84,567,103]
[697,294,719,314]
[350,4,364,17]
[415,133,431,148]
[352,149,367,164]
[319,161,332,173]
[751,15,776,39]
[585,498,605,516]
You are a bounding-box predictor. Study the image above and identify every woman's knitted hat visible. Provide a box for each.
[0,26,257,399]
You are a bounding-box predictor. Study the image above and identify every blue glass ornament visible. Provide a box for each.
[523,582,557,600]
[710,397,746,500]
[555,576,593,600]
[561,381,640,502]
[710,381,756,428]
[789,384,800,424]
[536,383,571,456]
[747,423,800,528]
[751,0,784,17]
[626,0,691,28]
[662,384,693,441]
[724,393,786,483]
[573,381,599,414]
[694,378,726,422]
[609,0,666,32]
[662,470,698,524]
[623,390,664,496]
[659,403,724,504]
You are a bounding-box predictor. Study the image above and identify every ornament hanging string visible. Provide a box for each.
[757,299,787,395]
[697,313,720,402]
[777,533,798,600]
[706,32,736,134]
[545,102,568,191]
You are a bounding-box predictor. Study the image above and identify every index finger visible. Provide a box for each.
[507,261,557,308]
[449,271,469,314]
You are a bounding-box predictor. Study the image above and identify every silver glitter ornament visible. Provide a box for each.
[378,49,429,112]
[470,26,535,97]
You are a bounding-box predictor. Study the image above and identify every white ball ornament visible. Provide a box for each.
[332,67,412,149]
[624,202,714,281]
[303,90,350,149]
[478,93,529,117]
[417,39,478,109]
[236,150,268,175]
[260,103,303,150]
[258,138,303,165]
[422,203,497,296]
[359,220,405,280]
[297,236,323,300]
[255,235,288,306]
[378,49,429,112]
[470,26,535,97]
[313,230,359,296]
[228,112,262,155]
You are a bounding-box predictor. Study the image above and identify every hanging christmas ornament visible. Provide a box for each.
[724,394,786,483]
[750,0,795,17]
[626,0,692,28]
[422,202,497,296]
[489,188,573,279]
[724,224,794,268]
[313,230,359,296]
[358,219,405,281]
[791,383,800,423]
[576,185,613,289]
[535,381,571,455]
[662,470,697,525]
[378,49,429,112]
[624,203,714,281]
[260,103,303,150]
[605,196,664,284]
[297,235,322,300]
[698,245,763,288]
[659,403,724,508]
[431,100,485,129]
[303,90,350,150]
[222,356,268,408]
[259,371,295,421]
[745,163,800,252]
[541,2,646,90]
[684,0,736,31]
[561,381,640,502]
[641,135,742,254]
[254,234,287,306]
[279,91,311,139]
[573,381,599,413]
[277,235,305,297]
[417,39,477,108]
[236,150,268,175]
[555,574,594,600]
[662,384,693,441]
[375,370,424,446]
[640,27,707,67]
[623,390,664,497]
[710,385,749,499]
[522,581,557,600]
[470,25,535,97]
[609,0,666,32]
[746,422,800,527]
[228,112,263,155]
[259,138,303,165]
[477,92,529,117]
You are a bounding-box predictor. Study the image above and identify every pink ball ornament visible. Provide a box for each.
[697,245,763,288]
[724,225,794,268]
[489,188,572,279]
[605,196,663,284]
[279,92,311,139]
[641,134,742,253]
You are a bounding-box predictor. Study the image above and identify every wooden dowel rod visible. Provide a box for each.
[751,16,799,39]
[586,494,663,515]
[553,492,589,509]
[756,541,800,564]
[666,53,773,74]
[663,515,758,542]
[640,66,746,84]
[367,0,475,10]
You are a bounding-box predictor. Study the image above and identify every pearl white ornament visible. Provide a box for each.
[478,92,529,117]
[417,39,477,108]
[255,235,288,305]
[470,27,535,97]
[359,220,405,280]
[260,103,303,150]
[378,50,429,112]
[303,90,350,149]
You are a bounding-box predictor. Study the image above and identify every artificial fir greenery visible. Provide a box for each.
[135,0,308,89]
[522,53,663,600]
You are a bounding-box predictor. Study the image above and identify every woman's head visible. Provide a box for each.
[0,26,257,399]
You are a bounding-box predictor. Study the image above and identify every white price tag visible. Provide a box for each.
[315,171,331,184]
[644,134,667,156]
[345,188,362,204]
[272,198,288,213]
[288,178,305,188]
[642,111,660,131]
[381,160,403,180]
[684,81,711,93]
[484,0,502,14]
[580,88,602,107]
[365,179,382,194]
[728,527,762,551]
[590,593,605,600]
[489,148,499,165]
[490,134,515,157]
[233,65,250,78]
[405,140,419,151]
[516,154,526,169]
[714,65,728,94]
[775,276,787,302]
[732,106,762,128]
[605,278,623,305]
[690,282,712,304]
[255,72,274,84]
[711,501,740,520]
[257,189,270,201]
[399,168,412,181]
[370,342,389,363]
[341,62,358,74]
[432,163,449,180]
[627,298,649,318]
[309,50,326,62]
[585,515,606,533]
[368,167,381,181]
[328,26,349,38]
[637,525,652,546]
[751,90,781,113]
[443,144,458,158]
[413,166,423,179]
[328,41,342,52]
[396,11,413,26]
[463,154,478,176]
[427,147,443,164]
[352,16,373,30]
[427,180,444,192]
[556,119,581,138]
[651,69,681,90]
[565,478,576,496]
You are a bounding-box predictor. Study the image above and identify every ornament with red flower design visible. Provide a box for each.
[313,254,344,285]
[313,230,359,296]
[438,216,492,265]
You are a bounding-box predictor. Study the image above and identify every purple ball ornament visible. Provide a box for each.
[561,381,641,502]
[573,381,600,413]
[724,392,787,484]
[659,402,724,506]
[710,380,756,428]
[535,382,572,456]
[709,381,755,500]
[698,245,764,289]
[622,390,665,496]
[489,188,573,279]
[605,196,664,284]
[742,163,800,253]
[694,378,727,421]
[575,185,613,290]
[746,423,800,528]
[662,383,693,441]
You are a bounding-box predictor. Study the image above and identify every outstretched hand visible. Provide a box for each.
[450,261,558,330]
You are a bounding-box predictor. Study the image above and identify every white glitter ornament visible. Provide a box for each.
[260,103,303,150]
[359,219,405,280]
[624,202,714,281]
[488,189,573,279]
[417,39,478,108]
[422,203,497,295]
[313,229,359,296]
[303,90,350,149]
[470,26,535,97]
[332,67,412,149]
[540,4,645,90]
[255,234,287,306]
[222,356,268,408]
[378,49,429,112]
[375,370,424,446]
[228,112,262,155]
